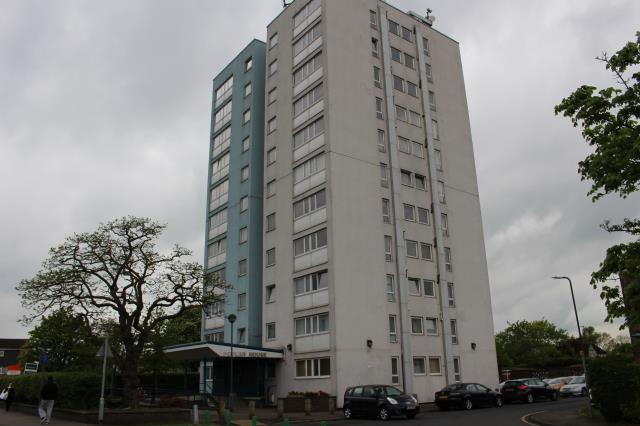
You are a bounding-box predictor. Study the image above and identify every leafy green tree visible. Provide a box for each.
[495,320,575,368]
[555,32,640,358]
[18,308,101,371]
[16,216,224,407]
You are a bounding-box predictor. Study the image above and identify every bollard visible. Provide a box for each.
[218,399,226,422]
[251,415,257,426]
[203,410,211,425]
[321,422,328,426]
[283,419,289,426]
[277,399,284,420]
[249,400,256,418]
[328,398,335,415]
[304,398,311,416]
[225,411,232,426]
[193,404,199,425]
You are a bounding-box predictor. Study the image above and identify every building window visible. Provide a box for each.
[373,66,382,88]
[294,84,323,116]
[381,198,391,224]
[403,204,415,221]
[412,141,423,157]
[407,81,418,97]
[387,18,399,35]
[384,235,393,262]
[417,207,430,225]
[294,270,328,295]
[209,209,228,238]
[428,91,437,111]
[209,180,229,211]
[396,105,408,122]
[295,357,330,378]
[267,147,277,165]
[268,87,277,104]
[450,319,458,344]
[411,317,423,334]
[212,127,231,158]
[245,57,253,72]
[243,109,251,124]
[266,248,276,267]
[420,243,433,261]
[393,75,405,92]
[431,119,440,140]
[294,53,322,86]
[391,357,400,385]
[293,153,325,183]
[408,277,421,296]
[237,292,247,310]
[435,148,443,170]
[266,180,276,198]
[413,357,426,375]
[444,247,452,271]
[372,37,379,56]
[447,282,455,307]
[415,174,427,190]
[211,152,230,184]
[295,313,329,336]
[438,181,446,203]
[401,26,413,42]
[269,33,278,49]
[453,357,462,382]
[241,165,249,182]
[239,227,248,244]
[293,189,326,219]
[240,196,249,212]
[423,37,430,56]
[293,228,327,257]
[441,213,449,236]
[370,10,377,27]
[293,117,324,150]
[215,75,233,104]
[209,238,226,260]
[429,357,442,375]
[214,102,232,129]
[207,300,224,318]
[386,275,395,302]
[425,317,438,335]
[266,213,276,232]
[426,63,433,81]
[375,97,384,119]
[244,82,252,97]
[211,332,224,343]
[391,46,402,63]
[398,136,411,154]
[406,240,418,258]
[377,129,386,152]
[404,53,415,69]
[423,279,435,297]
[266,322,276,340]
[293,0,321,28]
[293,22,322,56]
[268,117,277,133]
[238,259,247,277]
[409,110,421,127]
[389,315,397,343]
[266,284,276,303]
[238,327,246,344]
[269,59,278,76]
[400,170,413,186]
[242,136,251,152]
[380,163,389,187]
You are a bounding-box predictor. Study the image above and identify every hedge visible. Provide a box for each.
[589,354,640,423]
[0,372,101,410]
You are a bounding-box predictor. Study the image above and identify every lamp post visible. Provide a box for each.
[552,276,592,417]
[227,314,237,412]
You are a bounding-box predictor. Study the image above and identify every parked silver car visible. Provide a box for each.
[559,375,588,397]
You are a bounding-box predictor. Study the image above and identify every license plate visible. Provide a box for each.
[439,396,448,400]
[406,403,415,408]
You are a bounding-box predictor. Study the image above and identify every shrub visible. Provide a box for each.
[589,354,640,423]
[0,372,101,410]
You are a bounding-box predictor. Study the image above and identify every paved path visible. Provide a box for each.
[0,409,93,426]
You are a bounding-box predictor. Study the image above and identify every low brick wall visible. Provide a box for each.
[279,397,335,412]
[10,403,191,425]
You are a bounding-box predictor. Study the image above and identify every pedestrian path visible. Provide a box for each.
[0,410,92,426]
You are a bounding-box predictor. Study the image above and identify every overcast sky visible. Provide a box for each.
[1,0,639,340]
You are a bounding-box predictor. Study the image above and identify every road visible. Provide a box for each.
[324,398,589,426]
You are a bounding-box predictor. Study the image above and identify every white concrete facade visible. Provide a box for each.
[261,0,498,406]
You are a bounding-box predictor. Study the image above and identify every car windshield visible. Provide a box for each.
[546,378,561,384]
[569,377,585,384]
[383,386,403,396]
[444,384,466,391]
[504,380,522,386]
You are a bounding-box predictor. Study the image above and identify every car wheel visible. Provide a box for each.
[581,388,588,397]
[464,398,473,410]
[551,391,558,401]
[406,413,417,419]
[378,406,391,421]
[343,407,353,420]
[526,393,534,404]
[495,396,503,407]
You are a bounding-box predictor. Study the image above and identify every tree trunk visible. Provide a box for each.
[122,360,141,408]
[620,275,640,362]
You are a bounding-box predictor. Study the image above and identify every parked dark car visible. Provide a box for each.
[435,383,503,410]
[343,385,419,420]
[501,378,558,403]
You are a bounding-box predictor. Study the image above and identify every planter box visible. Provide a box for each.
[279,396,335,412]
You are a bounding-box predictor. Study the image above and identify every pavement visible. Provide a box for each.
[0,409,94,426]
[525,399,635,426]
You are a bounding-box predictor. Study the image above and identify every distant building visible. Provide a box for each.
[0,338,27,375]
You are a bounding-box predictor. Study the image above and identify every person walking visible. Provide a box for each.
[38,376,58,425]
[3,383,15,412]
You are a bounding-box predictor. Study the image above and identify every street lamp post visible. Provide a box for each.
[227,314,237,412]
[552,276,592,417]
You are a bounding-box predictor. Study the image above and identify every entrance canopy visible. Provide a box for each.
[163,341,284,361]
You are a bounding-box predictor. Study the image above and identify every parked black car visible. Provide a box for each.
[343,385,419,420]
[435,383,503,410]
[501,378,558,403]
